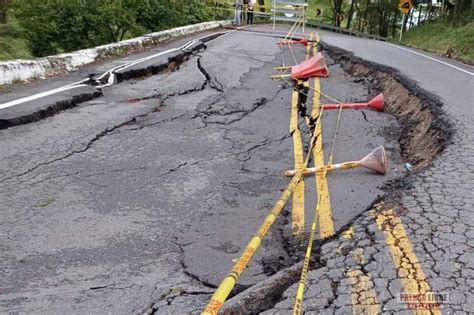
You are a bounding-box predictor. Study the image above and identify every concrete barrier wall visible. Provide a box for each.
[0,21,229,86]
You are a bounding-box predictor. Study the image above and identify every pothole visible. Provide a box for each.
[219,43,454,314]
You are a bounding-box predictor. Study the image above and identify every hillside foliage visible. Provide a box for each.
[10,0,215,57]
[0,0,472,61]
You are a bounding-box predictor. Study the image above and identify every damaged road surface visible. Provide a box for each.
[1,25,472,314]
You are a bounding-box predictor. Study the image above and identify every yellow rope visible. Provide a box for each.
[202,23,326,315]
[292,33,345,314]
[328,105,344,165]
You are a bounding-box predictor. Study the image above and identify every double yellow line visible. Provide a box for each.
[373,206,441,315]
[310,33,335,240]
[293,32,336,314]
[290,88,306,236]
[288,31,314,237]
[344,204,441,314]
[291,32,334,239]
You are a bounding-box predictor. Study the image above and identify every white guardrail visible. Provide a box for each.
[0,21,230,86]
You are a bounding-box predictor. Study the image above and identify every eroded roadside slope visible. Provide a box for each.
[219,43,456,314]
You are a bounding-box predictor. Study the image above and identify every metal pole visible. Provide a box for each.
[399,13,405,42]
[273,0,276,31]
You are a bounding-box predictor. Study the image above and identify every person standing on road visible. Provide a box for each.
[234,0,243,26]
[247,0,255,25]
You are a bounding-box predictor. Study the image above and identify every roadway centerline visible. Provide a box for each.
[289,29,313,236]
[347,268,381,315]
[290,89,306,236]
[311,33,335,239]
[343,230,381,314]
[373,206,441,315]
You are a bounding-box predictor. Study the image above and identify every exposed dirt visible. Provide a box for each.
[321,43,454,172]
[219,42,454,314]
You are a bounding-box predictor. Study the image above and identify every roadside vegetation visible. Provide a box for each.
[0,0,472,61]
[402,19,474,62]
[0,0,219,60]
[0,17,31,60]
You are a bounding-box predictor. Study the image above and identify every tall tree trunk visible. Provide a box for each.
[357,7,364,31]
[402,9,410,32]
[258,0,265,13]
[0,0,8,24]
[378,9,384,35]
[332,0,343,26]
[428,1,434,20]
[346,0,356,29]
[452,0,459,26]
[418,4,423,25]
[409,6,414,27]
[360,0,370,31]
[391,11,399,38]
[379,10,389,37]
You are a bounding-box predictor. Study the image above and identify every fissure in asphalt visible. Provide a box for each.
[220,43,454,314]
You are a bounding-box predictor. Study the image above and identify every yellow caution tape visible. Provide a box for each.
[293,190,321,314]
[202,171,302,315]
[293,32,334,314]
[203,31,327,315]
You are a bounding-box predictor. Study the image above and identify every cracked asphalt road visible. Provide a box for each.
[0,25,472,314]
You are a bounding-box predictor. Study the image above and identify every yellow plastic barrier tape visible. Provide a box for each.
[293,32,334,314]
[202,172,302,315]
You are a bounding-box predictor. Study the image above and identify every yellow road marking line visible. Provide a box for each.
[347,268,381,315]
[289,30,313,237]
[342,227,354,239]
[344,229,380,314]
[311,36,334,239]
[373,207,441,315]
[305,33,312,61]
[293,32,335,314]
[290,90,305,236]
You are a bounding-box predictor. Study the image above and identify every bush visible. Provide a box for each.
[13,0,214,57]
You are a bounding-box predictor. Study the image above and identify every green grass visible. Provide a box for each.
[402,21,474,62]
[0,19,32,61]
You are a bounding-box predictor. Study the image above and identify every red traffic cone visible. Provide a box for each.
[278,38,309,46]
[321,93,384,111]
[291,52,329,79]
[271,53,329,81]
[285,146,388,177]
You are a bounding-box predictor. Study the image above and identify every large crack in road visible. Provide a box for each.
[219,41,456,314]
[1,27,468,314]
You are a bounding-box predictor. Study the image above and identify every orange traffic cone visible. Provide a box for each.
[277,38,309,46]
[285,146,388,177]
[272,53,329,80]
[321,93,384,111]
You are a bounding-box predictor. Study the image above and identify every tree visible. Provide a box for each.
[346,0,357,29]
[13,0,213,57]
[0,0,9,24]
[332,0,344,26]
